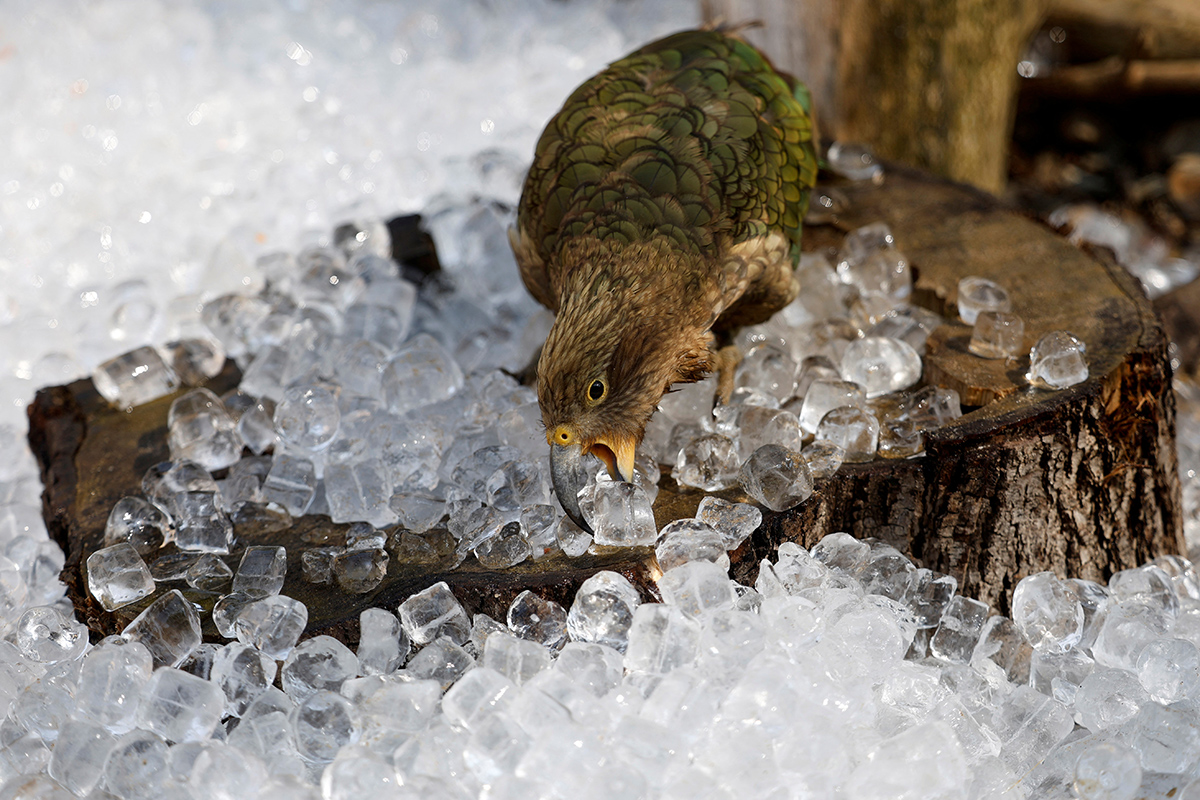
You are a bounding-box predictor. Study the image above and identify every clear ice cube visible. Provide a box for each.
[92,346,179,408]
[956,276,1012,325]
[235,594,309,660]
[567,571,642,653]
[1028,330,1089,389]
[121,589,201,668]
[398,581,471,647]
[86,543,155,611]
[815,406,880,462]
[167,388,242,470]
[840,336,921,398]
[507,590,568,650]
[738,444,814,512]
[135,666,226,742]
[969,311,1025,360]
[695,496,761,551]
[798,379,866,434]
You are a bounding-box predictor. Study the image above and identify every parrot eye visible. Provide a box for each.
[587,379,607,404]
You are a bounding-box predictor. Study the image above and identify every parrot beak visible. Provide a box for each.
[550,442,594,534]
[588,434,637,484]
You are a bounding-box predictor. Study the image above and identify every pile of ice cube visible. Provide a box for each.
[0,0,1194,797]
[19,506,1200,799]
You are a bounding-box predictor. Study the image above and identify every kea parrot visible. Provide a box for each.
[509,28,819,532]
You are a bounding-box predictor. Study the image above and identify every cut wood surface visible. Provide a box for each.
[729,164,1182,611]
[29,168,1181,643]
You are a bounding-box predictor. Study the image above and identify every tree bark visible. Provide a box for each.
[702,0,1048,194]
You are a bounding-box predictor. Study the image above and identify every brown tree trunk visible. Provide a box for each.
[702,0,1048,193]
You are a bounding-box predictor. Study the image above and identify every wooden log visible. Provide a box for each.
[702,0,1048,194]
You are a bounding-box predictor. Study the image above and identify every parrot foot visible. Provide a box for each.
[713,344,743,405]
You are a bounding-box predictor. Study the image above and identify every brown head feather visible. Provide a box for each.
[537,237,716,449]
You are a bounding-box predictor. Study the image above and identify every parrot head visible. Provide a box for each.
[536,243,715,533]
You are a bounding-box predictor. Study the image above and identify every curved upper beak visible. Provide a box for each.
[550,442,594,533]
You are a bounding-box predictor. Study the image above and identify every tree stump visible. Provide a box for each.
[727,164,1182,611]
[29,168,1181,644]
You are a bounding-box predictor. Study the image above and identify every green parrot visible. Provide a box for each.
[509,29,819,531]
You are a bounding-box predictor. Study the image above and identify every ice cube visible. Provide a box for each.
[281,635,358,701]
[1072,740,1141,800]
[555,514,593,557]
[398,581,471,647]
[292,689,360,762]
[172,490,234,553]
[507,591,568,650]
[47,716,118,795]
[102,729,171,799]
[797,378,866,434]
[672,432,740,491]
[121,589,201,668]
[580,480,657,547]
[335,339,389,399]
[801,440,845,480]
[840,336,921,398]
[738,444,814,512]
[92,346,179,408]
[1011,571,1084,653]
[404,636,475,689]
[1136,638,1200,704]
[76,639,154,733]
[969,311,1025,360]
[715,404,803,462]
[230,545,287,598]
[956,276,1012,325]
[261,454,318,516]
[136,666,225,742]
[166,337,225,386]
[658,560,736,618]
[815,406,880,462]
[567,571,642,653]
[1125,702,1200,773]
[695,496,761,551]
[735,345,797,402]
[1092,602,1172,670]
[333,547,389,593]
[655,519,729,572]
[104,496,173,555]
[475,521,532,569]
[167,388,242,470]
[484,631,552,684]
[991,685,1073,775]
[624,604,701,677]
[15,606,86,664]
[357,608,410,676]
[325,460,398,528]
[487,459,551,511]
[908,569,957,629]
[86,543,155,611]
[383,334,464,416]
[1075,667,1147,731]
[184,552,233,592]
[929,596,989,663]
[235,594,309,660]
[274,384,341,452]
[1028,330,1089,389]
[211,641,276,718]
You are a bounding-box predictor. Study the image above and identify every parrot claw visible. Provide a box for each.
[714,344,743,405]
[550,442,594,534]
